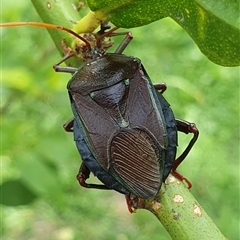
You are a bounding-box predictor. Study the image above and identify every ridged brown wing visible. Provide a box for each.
[109,128,162,199]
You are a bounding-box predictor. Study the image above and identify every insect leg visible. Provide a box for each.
[153,82,167,94]
[114,31,133,54]
[63,118,74,132]
[172,119,199,188]
[76,163,111,190]
[95,26,133,54]
[53,43,78,73]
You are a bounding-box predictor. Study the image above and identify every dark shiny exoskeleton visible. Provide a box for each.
[63,53,198,200]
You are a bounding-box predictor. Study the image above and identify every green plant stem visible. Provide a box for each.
[135,174,226,239]
[31,0,90,67]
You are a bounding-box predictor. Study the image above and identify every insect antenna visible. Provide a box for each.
[0,21,91,50]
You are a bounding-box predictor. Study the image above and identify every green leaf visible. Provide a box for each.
[15,152,61,197]
[195,0,239,28]
[0,180,37,206]
[86,0,240,66]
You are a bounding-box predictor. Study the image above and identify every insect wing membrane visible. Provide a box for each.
[109,127,162,198]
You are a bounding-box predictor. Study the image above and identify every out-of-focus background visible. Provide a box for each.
[1,1,239,240]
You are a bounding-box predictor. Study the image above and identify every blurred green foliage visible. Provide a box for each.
[1,1,239,240]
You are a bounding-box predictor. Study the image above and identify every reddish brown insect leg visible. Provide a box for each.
[76,163,111,190]
[172,119,199,188]
[60,39,73,56]
[125,196,134,213]
[52,40,78,73]
[63,118,74,132]
[154,83,167,94]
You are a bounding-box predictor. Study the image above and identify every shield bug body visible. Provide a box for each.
[65,53,198,199]
[1,22,198,204]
